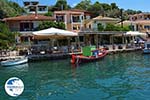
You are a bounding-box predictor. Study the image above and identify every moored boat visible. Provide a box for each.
[0,56,28,67]
[143,42,150,54]
[71,49,107,64]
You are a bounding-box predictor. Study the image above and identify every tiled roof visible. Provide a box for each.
[130,13,150,17]
[117,20,132,25]
[93,16,120,21]
[133,20,150,24]
[54,9,91,15]
[55,9,88,12]
[3,14,55,21]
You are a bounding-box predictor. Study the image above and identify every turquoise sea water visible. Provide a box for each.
[0,52,150,100]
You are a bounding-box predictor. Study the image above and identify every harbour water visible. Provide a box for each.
[0,52,150,100]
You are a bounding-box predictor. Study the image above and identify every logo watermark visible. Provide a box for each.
[5,77,24,97]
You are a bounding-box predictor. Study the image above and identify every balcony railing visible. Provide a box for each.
[80,28,98,32]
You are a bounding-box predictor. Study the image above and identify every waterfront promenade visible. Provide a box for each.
[0,44,142,62]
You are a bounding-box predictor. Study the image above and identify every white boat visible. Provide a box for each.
[0,56,28,67]
[143,42,150,54]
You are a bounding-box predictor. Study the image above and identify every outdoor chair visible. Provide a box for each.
[118,45,123,49]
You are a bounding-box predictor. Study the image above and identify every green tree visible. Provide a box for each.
[101,3,111,11]
[44,11,53,16]
[0,22,15,49]
[88,1,103,17]
[106,9,121,18]
[97,23,104,31]
[104,23,131,31]
[121,25,131,31]
[74,0,91,10]
[110,3,118,10]
[52,0,71,11]
[125,9,142,15]
[0,0,25,18]
[104,23,116,31]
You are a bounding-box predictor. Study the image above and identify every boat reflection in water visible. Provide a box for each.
[143,42,150,53]
[2,63,29,72]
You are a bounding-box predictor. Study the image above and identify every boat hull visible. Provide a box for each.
[71,51,107,64]
[1,57,28,67]
[143,49,150,54]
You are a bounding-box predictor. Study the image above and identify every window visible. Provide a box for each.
[24,37,29,42]
[130,25,135,31]
[72,16,80,22]
[148,15,150,20]
[29,6,36,12]
[73,25,80,30]
[20,22,33,31]
[38,7,46,11]
[56,16,64,22]
[144,25,150,30]
[73,26,77,30]
[89,25,91,29]
[24,2,30,6]
[86,16,90,20]
[81,16,84,20]
[79,36,84,42]
[147,44,150,48]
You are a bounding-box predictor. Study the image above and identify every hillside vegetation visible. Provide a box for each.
[49,0,142,20]
[0,0,25,19]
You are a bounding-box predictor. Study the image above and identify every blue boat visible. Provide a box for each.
[0,56,28,67]
[143,42,150,54]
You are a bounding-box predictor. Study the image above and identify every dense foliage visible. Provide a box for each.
[51,0,142,20]
[98,23,131,31]
[51,0,71,11]
[0,0,25,19]
[0,0,142,20]
[0,22,15,49]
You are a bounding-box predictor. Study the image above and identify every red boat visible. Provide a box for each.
[71,50,108,64]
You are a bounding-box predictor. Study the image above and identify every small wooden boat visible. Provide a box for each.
[143,42,150,54]
[71,50,107,64]
[0,56,28,67]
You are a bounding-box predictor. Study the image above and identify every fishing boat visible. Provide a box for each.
[71,49,107,64]
[143,41,150,54]
[0,56,28,67]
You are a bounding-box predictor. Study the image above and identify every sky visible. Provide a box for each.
[15,0,150,12]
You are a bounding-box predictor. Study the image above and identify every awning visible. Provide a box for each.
[32,27,78,39]
[126,31,146,36]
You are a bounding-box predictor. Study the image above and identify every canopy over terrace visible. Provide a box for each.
[78,31,126,46]
[125,31,147,44]
[32,27,78,39]
[32,27,79,53]
[126,31,146,36]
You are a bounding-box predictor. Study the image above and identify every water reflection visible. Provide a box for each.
[3,63,28,71]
